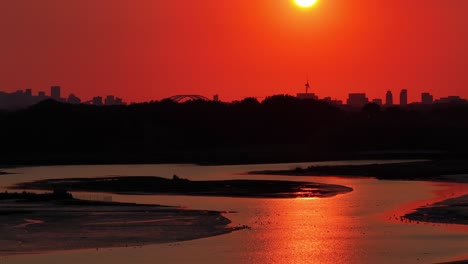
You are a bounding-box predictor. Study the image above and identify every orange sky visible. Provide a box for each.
[1,0,467,103]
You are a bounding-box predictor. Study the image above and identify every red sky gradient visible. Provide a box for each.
[1,0,467,103]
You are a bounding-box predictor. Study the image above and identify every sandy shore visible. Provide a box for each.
[0,192,237,256]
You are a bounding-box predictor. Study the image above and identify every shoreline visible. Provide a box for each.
[250,160,468,226]
[405,195,468,225]
[11,176,354,199]
[0,149,454,167]
[0,191,239,256]
[249,160,468,183]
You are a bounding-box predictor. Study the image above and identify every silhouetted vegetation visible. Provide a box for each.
[1,95,468,164]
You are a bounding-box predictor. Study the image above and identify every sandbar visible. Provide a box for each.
[12,176,353,199]
[405,194,468,225]
[0,191,236,256]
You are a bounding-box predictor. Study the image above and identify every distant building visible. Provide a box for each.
[421,93,433,105]
[92,96,103,106]
[385,91,393,106]
[104,95,124,105]
[0,89,46,110]
[347,93,369,108]
[400,89,408,106]
[51,86,61,100]
[323,97,343,105]
[25,89,32,97]
[437,96,467,104]
[67,94,81,104]
[213,94,219,102]
[105,95,115,105]
[0,87,126,109]
[372,99,383,106]
[297,93,319,100]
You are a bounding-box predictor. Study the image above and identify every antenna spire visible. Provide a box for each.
[305,75,310,94]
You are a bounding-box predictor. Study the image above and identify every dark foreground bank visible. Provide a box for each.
[12,176,353,199]
[0,191,238,256]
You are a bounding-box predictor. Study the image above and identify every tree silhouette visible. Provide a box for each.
[1,96,468,164]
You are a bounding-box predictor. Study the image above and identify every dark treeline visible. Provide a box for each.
[1,95,468,165]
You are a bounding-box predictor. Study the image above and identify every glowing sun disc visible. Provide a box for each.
[295,0,318,7]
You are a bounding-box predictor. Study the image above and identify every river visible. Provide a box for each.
[0,160,467,264]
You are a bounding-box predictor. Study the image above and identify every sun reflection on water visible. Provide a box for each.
[244,197,358,264]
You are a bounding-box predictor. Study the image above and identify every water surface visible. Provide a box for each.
[1,160,467,264]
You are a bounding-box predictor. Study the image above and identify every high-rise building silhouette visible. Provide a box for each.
[25,89,32,97]
[347,93,369,108]
[105,95,115,105]
[400,89,408,106]
[51,86,61,100]
[372,99,383,106]
[93,96,103,106]
[421,93,433,105]
[385,91,393,106]
[0,87,126,109]
[437,96,467,104]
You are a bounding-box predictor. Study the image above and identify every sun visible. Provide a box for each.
[294,0,318,8]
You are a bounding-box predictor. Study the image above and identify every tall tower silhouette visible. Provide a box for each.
[297,75,318,100]
[385,90,393,106]
[400,89,408,106]
[305,77,310,94]
[51,86,61,100]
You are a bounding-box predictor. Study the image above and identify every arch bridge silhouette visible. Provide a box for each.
[167,94,211,102]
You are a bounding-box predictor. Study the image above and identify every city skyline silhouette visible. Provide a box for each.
[1,84,466,110]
